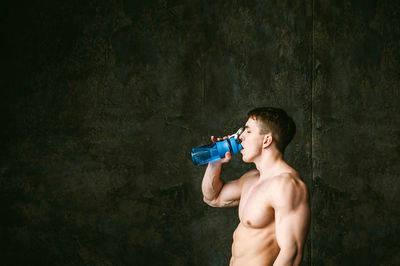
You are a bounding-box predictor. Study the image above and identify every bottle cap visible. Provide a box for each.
[228,138,243,154]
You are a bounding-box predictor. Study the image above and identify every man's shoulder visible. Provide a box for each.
[243,168,260,176]
[270,171,303,186]
[241,169,260,180]
[238,169,260,185]
[269,172,309,206]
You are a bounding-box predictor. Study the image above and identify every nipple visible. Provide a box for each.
[247,220,252,226]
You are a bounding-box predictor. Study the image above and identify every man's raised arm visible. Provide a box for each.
[201,135,243,207]
[201,153,243,207]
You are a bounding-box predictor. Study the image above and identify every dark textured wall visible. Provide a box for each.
[312,0,400,265]
[0,0,398,265]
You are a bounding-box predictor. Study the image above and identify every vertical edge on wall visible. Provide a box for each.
[310,0,315,265]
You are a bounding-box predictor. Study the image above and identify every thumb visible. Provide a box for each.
[221,152,231,163]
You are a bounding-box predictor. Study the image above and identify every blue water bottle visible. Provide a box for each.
[191,127,244,166]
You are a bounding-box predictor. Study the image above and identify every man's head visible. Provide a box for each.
[242,107,296,155]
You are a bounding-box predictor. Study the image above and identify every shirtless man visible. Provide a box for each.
[201,107,310,266]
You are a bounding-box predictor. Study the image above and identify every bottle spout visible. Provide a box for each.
[229,127,244,139]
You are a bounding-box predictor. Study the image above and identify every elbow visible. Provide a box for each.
[293,248,304,266]
[203,197,221,207]
[276,246,299,265]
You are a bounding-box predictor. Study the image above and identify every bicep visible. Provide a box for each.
[204,178,242,207]
[275,203,310,251]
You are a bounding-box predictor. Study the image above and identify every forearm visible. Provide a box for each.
[201,162,224,201]
[273,248,298,266]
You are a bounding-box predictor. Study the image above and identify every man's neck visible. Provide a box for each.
[254,150,286,179]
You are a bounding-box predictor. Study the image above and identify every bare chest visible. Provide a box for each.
[238,181,275,228]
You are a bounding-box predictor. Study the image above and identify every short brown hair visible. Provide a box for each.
[247,107,296,154]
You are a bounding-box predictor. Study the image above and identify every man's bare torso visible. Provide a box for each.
[230,168,308,266]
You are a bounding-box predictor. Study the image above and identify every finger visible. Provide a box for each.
[221,152,231,163]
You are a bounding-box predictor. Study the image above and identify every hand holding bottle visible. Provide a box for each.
[191,128,243,166]
[210,135,232,165]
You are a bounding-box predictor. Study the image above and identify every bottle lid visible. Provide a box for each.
[228,138,243,154]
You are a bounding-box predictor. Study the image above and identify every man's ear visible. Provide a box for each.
[262,134,273,148]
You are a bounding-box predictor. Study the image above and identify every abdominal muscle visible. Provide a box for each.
[230,222,280,266]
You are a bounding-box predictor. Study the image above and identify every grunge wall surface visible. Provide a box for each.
[1,0,398,265]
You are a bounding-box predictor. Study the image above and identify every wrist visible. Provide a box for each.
[208,160,222,168]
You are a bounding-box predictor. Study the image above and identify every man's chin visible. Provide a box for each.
[241,153,255,163]
[241,155,249,163]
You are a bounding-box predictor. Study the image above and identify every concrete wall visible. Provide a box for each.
[1,0,398,265]
[312,0,400,264]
